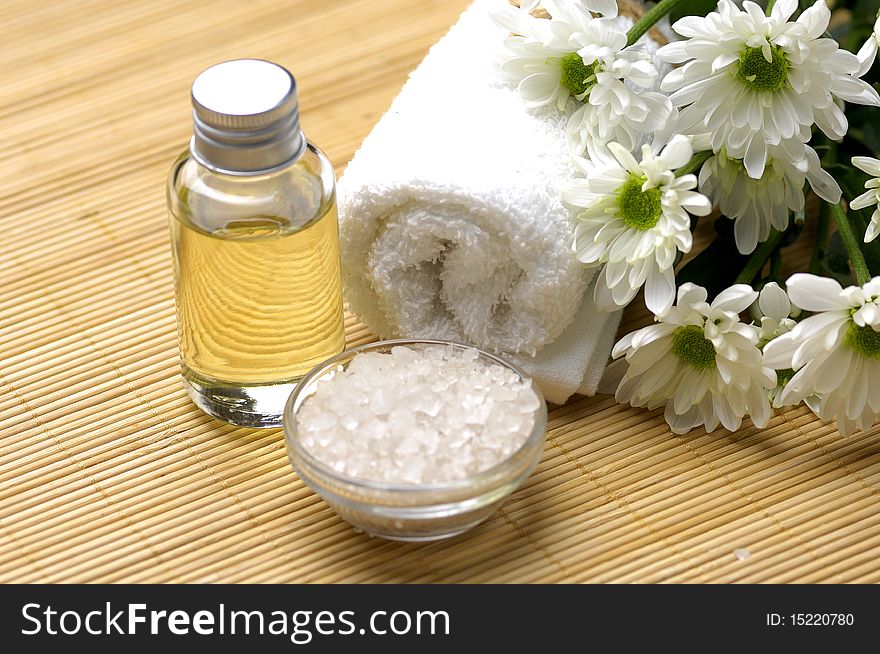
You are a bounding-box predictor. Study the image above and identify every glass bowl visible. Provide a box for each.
[283,339,547,542]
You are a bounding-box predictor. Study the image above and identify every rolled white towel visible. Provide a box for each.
[339,0,630,403]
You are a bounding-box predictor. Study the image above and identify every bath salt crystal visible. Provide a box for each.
[296,345,542,484]
[369,387,392,415]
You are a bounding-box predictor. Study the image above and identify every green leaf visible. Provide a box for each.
[823,232,854,287]
[676,218,749,298]
[842,105,880,158]
[669,0,717,22]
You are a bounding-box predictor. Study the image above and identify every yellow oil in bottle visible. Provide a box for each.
[171,204,345,387]
[169,166,346,428]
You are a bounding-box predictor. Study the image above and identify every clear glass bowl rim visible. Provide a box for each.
[283,338,548,496]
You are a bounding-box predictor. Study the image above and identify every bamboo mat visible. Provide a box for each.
[1,0,879,584]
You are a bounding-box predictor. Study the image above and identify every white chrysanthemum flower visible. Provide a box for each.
[698,139,841,254]
[562,135,712,314]
[491,0,598,110]
[492,3,671,158]
[564,20,674,160]
[851,156,880,243]
[763,274,880,435]
[658,0,880,179]
[857,10,880,77]
[608,283,776,434]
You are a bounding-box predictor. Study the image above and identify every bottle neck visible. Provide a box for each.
[190,109,306,176]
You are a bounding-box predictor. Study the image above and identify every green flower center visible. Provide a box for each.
[736,45,789,93]
[617,175,663,231]
[671,325,717,370]
[845,322,880,359]
[559,52,598,96]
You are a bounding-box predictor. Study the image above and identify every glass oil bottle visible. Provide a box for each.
[167,59,345,428]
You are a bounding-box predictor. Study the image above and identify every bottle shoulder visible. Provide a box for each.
[167,140,335,236]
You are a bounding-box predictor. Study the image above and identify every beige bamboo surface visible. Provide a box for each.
[1,0,879,584]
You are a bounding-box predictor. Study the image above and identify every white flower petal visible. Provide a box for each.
[644,265,676,315]
[758,282,791,321]
[850,189,879,211]
[786,273,849,312]
[857,38,879,78]
[713,284,758,314]
[743,136,768,180]
[796,0,831,37]
[806,165,842,204]
[771,0,799,22]
[853,303,880,327]
[810,347,853,395]
[660,134,694,170]
[599,358,628,394]
[583,0,619,19]
[665,403,704,435]
[607,142,641,174]
[852,156,880,177]
[866,216,880,243]
[763,332,797,369]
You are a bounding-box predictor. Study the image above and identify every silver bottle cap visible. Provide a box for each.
[190,59,306,175]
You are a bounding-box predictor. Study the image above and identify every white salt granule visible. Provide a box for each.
[296,345,542,484]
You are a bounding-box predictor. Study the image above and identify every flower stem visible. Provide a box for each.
[809,200,830,275]
[844,204,880,274]
[735,229,784,285]
[765,0,776,16]
[830,201,872,285]
[674,150,713,178]
[626,0,686,46]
